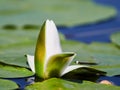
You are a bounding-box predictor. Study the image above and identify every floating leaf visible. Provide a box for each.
[0,55,29,68]
[0,79,18,90]
[86,42,120,55]
[0,27,120,78]
[72,42,120,76]
[0,0,116,26]
[62,41,120,76]
[111,32,120,47]
[0,63,34,78]
[62,67,106,82]
[0,31,120,76]
[25,78,120,90]
[0,30,37,48]
[0,29,64,68]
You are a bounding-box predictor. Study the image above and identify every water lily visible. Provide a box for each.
[26,20,106,79]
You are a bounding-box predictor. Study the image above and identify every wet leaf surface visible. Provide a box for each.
[0,30,120,77]
[0,79,18,90]
[0,63,34,78]
[25,78,120,90]
[111,32,120,47]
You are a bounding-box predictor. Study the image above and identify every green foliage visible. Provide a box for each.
[25,78,120,90]
[0,0,117,26]
[0,29,120,77]
[0,63,34,78]
[111,32,120,46]
[0,79,18,90]
[0,0,119,89]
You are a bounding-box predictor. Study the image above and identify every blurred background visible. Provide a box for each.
[0,0,120,43]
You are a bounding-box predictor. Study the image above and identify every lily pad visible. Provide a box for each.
[0,29,65,68]
[0,79,18,90]
[84,42,120,76]
[0,0,117,26]
[25,78,120,90]
[0,30,37,48]
[0,30,120,76]
[62,41,120,76]
[0,28,120,77]
[86,42,120,55]
[0,55,29,68]
[111,32,120,47]
[0,63,34,78]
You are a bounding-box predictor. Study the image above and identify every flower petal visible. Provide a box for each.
[35,20,62,78]
[45,52,76,79]
[61,65,88,76]
[46,20,62,60]
[26,55,35,73]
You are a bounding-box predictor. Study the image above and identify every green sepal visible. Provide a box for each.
[35,21,46,78]
[45,53,75,79]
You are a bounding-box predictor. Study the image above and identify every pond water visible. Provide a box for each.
[5,0,120,89]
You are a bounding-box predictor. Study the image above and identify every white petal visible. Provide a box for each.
[26,55,35,73]
[45,20,62,68]
[61,65,88,76]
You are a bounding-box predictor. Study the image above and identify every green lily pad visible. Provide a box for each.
[111,32,120,47]
[86,42,120,55]
[0,29,65,68]
[0,63,34,78]
[0,30,37,48]
[62,41,120,76]
[0,55,29,68]
[0,0,116,26]
[73,42,119,75]
[25,78,120,90]
[0,79,18,90]
[0,30,36,68]
[84,42,120,76]
[0,30,120,76]
[62,40,97,63]
[0,28,120,77]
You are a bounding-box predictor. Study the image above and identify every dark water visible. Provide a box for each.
[6,0,120,89]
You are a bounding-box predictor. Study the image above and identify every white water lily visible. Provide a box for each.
[26,20,96,79]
